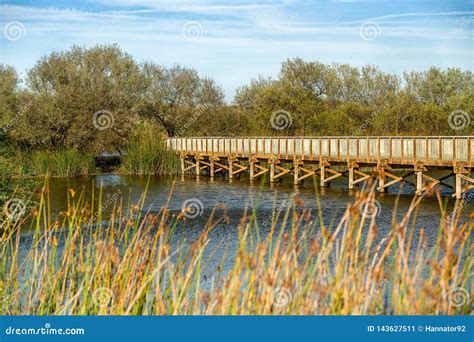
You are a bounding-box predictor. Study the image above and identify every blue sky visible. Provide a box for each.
[1,0,473,101]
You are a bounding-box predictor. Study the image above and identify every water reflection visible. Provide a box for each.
[41,173,472,245]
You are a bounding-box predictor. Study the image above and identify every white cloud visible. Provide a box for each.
[0,2,472,100]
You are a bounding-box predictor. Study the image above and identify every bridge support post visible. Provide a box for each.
[228,157,233,180]
[294,160,299,184]
[348,166,354,190]
[378,169,386,192]
[293,160,316,185]
[377,161,391,193]
[269,159,275,183]
[320,160,341,187]
[226,155,248,181]
[349,162,371,190]
[180,155,185,175]
[348,161,360,190]
[416,171,423,194]
[453,165,473,199]
[249,158,254,180]
[210,158,215,179]
[195,155,201,176]
[454,173,462,199]
[249,157,269,181]
[414,163,428,195]
[320,161,326,187]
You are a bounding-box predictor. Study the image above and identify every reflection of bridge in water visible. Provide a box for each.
[166,136,473,199]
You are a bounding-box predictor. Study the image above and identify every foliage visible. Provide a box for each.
[233,59,473,136]
[120,124,180,175]
[136,62,225,137]
[1,46,472,153]
[5,44,144,152]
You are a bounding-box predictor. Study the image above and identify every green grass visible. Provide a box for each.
[29,149,96,177]
[120,130,180,175]
[0,183,471,315]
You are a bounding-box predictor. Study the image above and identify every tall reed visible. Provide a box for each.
[120,130,180,175]
[29,149,96,177]
[0,184,471,315]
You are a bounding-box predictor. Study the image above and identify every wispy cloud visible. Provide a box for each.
[357,10,474,23]
[1,0,472,100]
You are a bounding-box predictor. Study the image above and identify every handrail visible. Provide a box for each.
[166,136,472,139]
[166,136,473,167]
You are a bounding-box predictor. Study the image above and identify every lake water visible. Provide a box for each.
[43,172,471,231]
[8,172,472,297]
[35,172,468,254]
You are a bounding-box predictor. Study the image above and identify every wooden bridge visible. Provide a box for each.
[166,136,474,199]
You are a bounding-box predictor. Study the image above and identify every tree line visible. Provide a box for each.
[0,44,472,153]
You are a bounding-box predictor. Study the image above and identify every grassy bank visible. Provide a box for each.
[0,132,179,181]
[0,184,471,315]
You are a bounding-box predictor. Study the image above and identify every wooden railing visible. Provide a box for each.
[166,136,473,167]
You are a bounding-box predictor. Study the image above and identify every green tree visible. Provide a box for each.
[136,62,225,137]
[0,65,20,137]
[14,44,144,151]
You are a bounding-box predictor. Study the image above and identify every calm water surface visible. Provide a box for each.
[45,174,472,235]
[17,173,472,277]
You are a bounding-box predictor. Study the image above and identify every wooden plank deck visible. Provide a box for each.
[166,136,473,198]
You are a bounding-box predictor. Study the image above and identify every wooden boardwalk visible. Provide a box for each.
[166,136,474,199]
